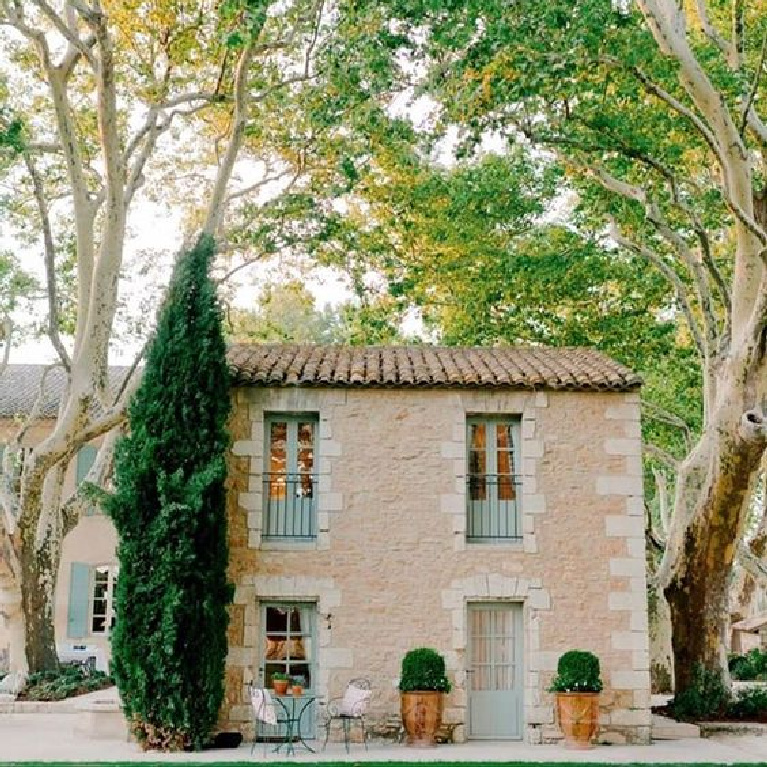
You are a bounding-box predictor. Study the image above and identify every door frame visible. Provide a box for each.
[466,600,525,741]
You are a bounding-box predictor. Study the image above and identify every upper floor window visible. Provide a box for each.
[467,417,522,542]
[264,414,318,539]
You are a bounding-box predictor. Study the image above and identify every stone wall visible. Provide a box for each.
[222,386,650,745]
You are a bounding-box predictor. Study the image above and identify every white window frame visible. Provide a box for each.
[90,564,118,635]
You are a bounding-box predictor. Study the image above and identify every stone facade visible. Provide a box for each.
[222,385,651,745]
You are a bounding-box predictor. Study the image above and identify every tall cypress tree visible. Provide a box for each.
[108,235,233,750]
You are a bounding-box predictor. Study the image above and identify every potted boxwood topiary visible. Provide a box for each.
[549,650,603,749]
[399,648,452,747]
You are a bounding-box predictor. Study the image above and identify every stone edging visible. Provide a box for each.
[698,721,767,737]
[0,700,78,713]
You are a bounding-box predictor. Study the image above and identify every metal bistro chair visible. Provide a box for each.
[249,683,290,756]
[321,677,372,753]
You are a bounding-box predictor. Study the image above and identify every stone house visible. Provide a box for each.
[222,344,650,745]
[0,343,651,745]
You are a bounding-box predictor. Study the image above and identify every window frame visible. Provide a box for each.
[90,564,118,636]
[263,413,319,541]
[466,416,522,542]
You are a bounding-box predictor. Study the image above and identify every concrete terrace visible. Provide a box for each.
[1,710,767,763]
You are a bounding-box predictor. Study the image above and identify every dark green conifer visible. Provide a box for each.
[108,235,233,750]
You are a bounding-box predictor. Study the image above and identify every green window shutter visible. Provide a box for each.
[67,562,91,639]
[76,445,98,515]
[76,445,97,483]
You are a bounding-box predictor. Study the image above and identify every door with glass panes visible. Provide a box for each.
[259,602,316,737]
[467,603,524,739]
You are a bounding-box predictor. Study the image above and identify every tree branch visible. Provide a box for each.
[737,542,767,585]
[739,28,767,140]
[23,154,71,372]
[14,365,60,448]
[201,38,258,238]
[651,465,672,537]
[694,0,733,59]
[646,443,680,471]
[610,222,707,357]
[61,428,117,536]
[642,401,694,452]
[0,318,13,381]
[29,0,95,67]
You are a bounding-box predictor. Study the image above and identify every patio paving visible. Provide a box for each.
[2,710,767,763]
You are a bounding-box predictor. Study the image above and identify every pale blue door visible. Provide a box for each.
[467,603,523,739]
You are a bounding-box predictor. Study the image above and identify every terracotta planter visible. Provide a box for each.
[556,692,599,749]
[272,679,289,695]
[400,691,443,747]
[291,685,303,696]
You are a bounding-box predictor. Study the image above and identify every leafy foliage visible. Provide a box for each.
[727,687,767,721]
[549,650,603,693]
[18,666,112,702]
[670,664,729,721]
[107,235,233,751]
[729,650,767,681]
[399,647,451,693]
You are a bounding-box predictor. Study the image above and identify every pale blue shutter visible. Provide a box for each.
[67,562,91,638]
[76,445,98,515]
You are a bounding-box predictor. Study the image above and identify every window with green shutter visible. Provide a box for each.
[67,562,118,638]
[263,414,318,539]
[76,445,98,515]
[467,417,522,541]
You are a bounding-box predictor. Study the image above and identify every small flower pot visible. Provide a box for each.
[272,679,289,695]
[291,684,303,696]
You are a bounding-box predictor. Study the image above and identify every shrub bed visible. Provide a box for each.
[18,665,112,701]
[659,664,767,723]
[729,649,767,681]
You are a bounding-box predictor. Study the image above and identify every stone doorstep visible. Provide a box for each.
[651,714,700,739]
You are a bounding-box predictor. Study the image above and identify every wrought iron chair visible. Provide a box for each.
[248,683,291,756]
[321,677,372,753]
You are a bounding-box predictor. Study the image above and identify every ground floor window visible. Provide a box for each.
[67,562,118,638]
[90,565,118,634]
[260,601,315,690]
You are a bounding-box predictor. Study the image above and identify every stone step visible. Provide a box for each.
[652,713,701,739]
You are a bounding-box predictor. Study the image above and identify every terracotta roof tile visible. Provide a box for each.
[227,344,641,392]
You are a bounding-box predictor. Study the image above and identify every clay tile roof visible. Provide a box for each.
[0,365,134,419]
[227,344,641,392]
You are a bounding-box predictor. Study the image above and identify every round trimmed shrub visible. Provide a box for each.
[549,650,603,693]
[399,648,451,693]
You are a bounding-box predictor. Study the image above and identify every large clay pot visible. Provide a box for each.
[556,692,599,749]
[272,678,289,695]
[400,691,443,747]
